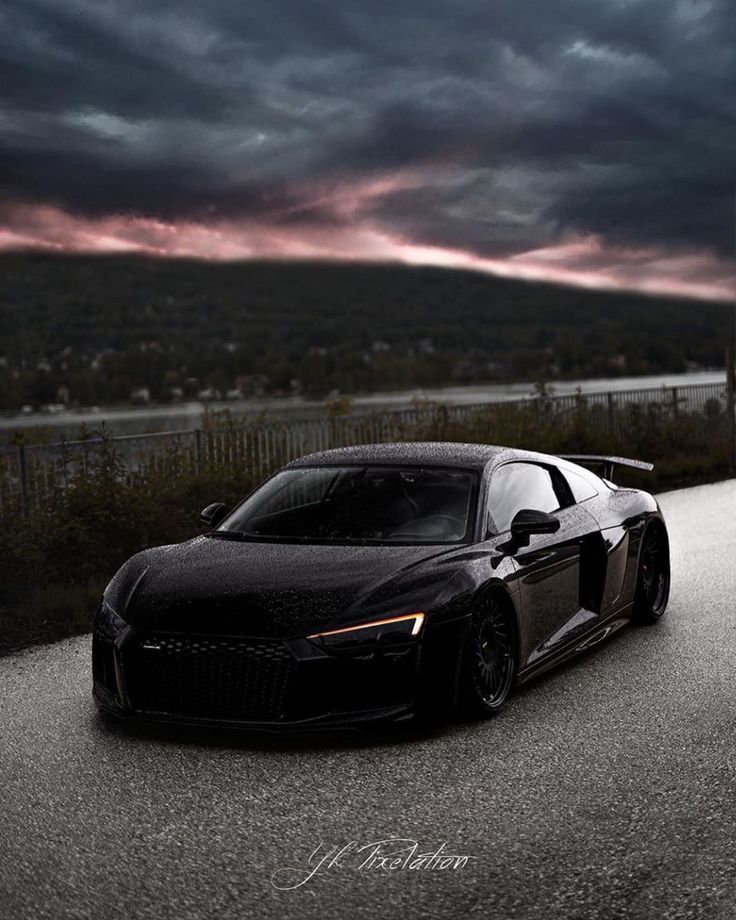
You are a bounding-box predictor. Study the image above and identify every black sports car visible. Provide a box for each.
[93,442,670,729]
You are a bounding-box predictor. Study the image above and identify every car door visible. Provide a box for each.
[487,461,600,668]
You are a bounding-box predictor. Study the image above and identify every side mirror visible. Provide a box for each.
[510,508,560,538]
[200,502,229,528]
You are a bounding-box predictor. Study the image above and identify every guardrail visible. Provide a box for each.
[0,380,731,513]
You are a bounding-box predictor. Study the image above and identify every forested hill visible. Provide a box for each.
[0,253,730,411]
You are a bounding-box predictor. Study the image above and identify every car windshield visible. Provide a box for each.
[215,465,478,545]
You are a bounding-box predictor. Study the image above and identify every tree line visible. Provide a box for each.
[0,253,730,412]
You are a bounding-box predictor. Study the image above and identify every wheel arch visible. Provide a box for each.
[635,513,670,571]
[473,581,522,675]
[631,512,671,624]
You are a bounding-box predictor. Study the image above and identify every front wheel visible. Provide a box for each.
[458,594,517,718]
[632,525,670,624]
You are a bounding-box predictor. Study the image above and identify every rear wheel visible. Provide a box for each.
[632,525,670,624]
[458,593,517,717]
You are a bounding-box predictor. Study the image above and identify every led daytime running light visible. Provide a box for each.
[308,611,425,640]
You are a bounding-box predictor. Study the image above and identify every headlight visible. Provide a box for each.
[307,612,425,650]
[96,599,128,636]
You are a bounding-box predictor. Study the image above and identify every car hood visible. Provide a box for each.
[106,535,465,638]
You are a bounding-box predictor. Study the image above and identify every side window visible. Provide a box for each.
[487,463,561,534]
[563,468,599,504]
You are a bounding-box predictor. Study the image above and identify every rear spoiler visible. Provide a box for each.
[558,454,654,481]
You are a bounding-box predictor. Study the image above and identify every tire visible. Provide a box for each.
[458,593,517,718]
[632,524,670,625]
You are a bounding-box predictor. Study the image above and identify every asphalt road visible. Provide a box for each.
[1,479,735,920]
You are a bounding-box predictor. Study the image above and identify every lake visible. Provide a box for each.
[0,369,726,442]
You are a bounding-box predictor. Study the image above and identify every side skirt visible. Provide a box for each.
[514,605,633,686]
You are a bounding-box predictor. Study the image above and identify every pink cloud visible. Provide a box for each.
[0,199,733,302]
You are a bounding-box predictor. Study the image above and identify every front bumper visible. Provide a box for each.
[92,623,436,731]
[93,684,414,732]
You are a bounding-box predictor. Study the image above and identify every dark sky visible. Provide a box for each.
[1,0,734,297]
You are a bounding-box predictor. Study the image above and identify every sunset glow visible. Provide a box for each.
[1,201,732,302]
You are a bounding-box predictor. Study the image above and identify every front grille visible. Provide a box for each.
[123,634,295,722]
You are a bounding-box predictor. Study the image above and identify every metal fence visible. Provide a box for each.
[0,380,731,513]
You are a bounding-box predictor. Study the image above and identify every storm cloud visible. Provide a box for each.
[0,0,734,296]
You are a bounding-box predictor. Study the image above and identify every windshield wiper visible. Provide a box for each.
[206,531,249,541]
[207,531,325,544]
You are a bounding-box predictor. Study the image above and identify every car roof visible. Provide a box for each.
[286,441,560,472]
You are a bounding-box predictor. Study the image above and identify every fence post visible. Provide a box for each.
[194,428,202,474]
[607,392,615,435]
[18,444,29,510]
[671,386,679,419]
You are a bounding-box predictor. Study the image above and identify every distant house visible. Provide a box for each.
[130,387,151,405]
[198,387,221,401]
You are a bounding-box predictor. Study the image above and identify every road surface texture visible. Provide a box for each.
[1,479,735,920]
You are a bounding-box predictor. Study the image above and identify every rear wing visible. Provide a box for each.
[558,454,654,482]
